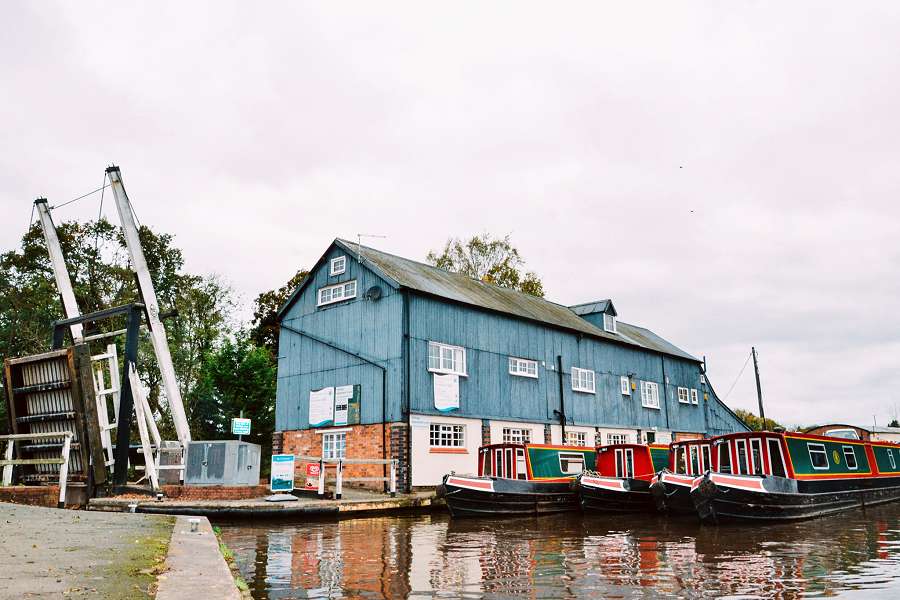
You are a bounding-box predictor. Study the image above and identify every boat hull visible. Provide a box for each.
[649,472,698,514]
[692,472,900,523]
[436,474,577,518]
[576,475,656,513]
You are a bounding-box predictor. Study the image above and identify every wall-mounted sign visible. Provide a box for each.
[231,418,251,436]
[433,373,460,412]
[270,454,295,492]
[334,385,353,426]
[309,387,335,427]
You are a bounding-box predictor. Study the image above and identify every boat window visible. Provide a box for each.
[689,446,700,475]
[482,449,492,476]
[718,443,732,474]
[505,448,514,479]
[674,446,687,474]
[495,448,505,478]
[808,443,829,470]
[889,449,897,470]
[736,440,749,474]
[559,452,585,475]
[842,446,858,470]
[750,439,764,475]
[701,445,711,473]
[825,428,860,440]
[616,448,635,478]
[516,449,527,480]
[767,438,786,477]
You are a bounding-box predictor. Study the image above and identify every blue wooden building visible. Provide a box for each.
[276,239,748,488]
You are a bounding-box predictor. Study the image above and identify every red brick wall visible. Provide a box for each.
[283,422,402,491]
[0,486,60,507]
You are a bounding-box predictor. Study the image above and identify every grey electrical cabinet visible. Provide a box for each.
[184,441,261,486]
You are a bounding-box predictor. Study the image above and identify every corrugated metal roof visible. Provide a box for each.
[569,300,614,316]
[333,239,698,362]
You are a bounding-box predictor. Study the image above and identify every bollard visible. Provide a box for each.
[389,459,397,497]
[189,518,200,533]
[335,459,343,500]
[127,503,137,513]
[317,460,326,498]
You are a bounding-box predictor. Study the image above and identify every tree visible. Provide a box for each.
[889,419,900,428]
[249,268,308,357]
[426,233,545,297]
[733,409,784,432]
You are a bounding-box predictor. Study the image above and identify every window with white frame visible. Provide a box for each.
[690,389,699,405]
[677,387,690,404]
[559,452,585,474]
[889,449,897,470]
[808,443,829,470]
[603,313,617,333]
[428,342,466,376]
[571,367,595,393]
[330,255,346,276]
[317,280,357,306]
[565,431,587,447]
[322,432,347,459]
[508,357,538,378]
[842,446,858,470]
[502,427,531,444]
[429,423,465,448]
[700,374,706,385]
[620,376,631,396]
[607,433,629,445]
[641,381,660,409]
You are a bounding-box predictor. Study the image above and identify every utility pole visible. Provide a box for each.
[752,346,766,426]
[106,166,191,448]
[34,198,84,343]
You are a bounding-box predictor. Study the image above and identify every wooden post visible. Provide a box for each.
[317,459,326,497]
[389,459,397,497]
[58,434,72,508]
[74,344,108,487]
[2,440,13,485]
[335,459,343,500]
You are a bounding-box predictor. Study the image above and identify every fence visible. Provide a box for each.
[294,455,398,500]
[1,432,73,507]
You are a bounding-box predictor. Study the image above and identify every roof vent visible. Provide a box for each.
[365,285,383,302]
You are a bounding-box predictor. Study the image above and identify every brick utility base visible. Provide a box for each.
[283,422,409,492]
[0,485,62,508]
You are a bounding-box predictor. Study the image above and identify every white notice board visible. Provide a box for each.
[433,373,460,412]
[334,385,353,426]
[309,387,335,427]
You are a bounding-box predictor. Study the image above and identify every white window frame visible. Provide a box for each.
[329,255,346,276]
[508,357,538,379]
[620,376,631,396]
[428,342,467,376]
[564,431,587,447]
[767,438,787,477]
[559,452,585,475]
[700,374,706,385]
[322,431,347,460]
[603,313,617,334]
[615,448,634,478]
[429,423,465,448]
[677,387,690,404]
[607,433,629,445]
[640,381,660,409]
[571,367,596,394]
[808,442,829,470]
[502,427,531,444]
[842,446,858,470]
[889,449,897,470]
[690,389,699,405]
[317,280,357,307]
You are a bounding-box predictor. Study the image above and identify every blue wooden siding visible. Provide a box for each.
[275,245,404,430]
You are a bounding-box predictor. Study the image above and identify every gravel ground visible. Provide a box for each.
[0,502,173,599]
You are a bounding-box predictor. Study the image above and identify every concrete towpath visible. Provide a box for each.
[155,516,240,600]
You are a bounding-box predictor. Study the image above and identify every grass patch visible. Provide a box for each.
[213,525,251,597]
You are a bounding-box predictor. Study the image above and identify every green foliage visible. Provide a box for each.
[426,233,545,297]
[249,269,308,357]
[733,409,784,432]
[889,419,900,428]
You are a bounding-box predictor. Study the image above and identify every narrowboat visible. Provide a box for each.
[574,443,670,512]
[649,438,713,513]
[691,431,900,523]
[435,443,596,517]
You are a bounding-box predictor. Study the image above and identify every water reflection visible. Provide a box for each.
[217,502,900,599]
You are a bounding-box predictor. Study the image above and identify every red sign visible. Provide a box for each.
[306,463,321,477]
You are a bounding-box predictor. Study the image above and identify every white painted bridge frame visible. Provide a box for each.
[1,431,73,508]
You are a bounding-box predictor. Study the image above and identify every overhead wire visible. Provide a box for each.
[722,349,753,401]
[50,183,110,210]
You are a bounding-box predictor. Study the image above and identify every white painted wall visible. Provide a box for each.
[488,420,545,445]
[410,414,482,486]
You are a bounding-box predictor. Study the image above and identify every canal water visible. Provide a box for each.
[217,502,900,599]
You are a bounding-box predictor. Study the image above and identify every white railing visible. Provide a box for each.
[294,455,398,500]
[0,431,73,508]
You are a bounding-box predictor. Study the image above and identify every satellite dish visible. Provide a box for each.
[365,285,383,301]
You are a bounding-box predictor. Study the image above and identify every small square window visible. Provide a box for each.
[508,357,538,379]
[808,443,829,470]
[571,367,595,393]
[620,376,631,396]
[842,446,858,470]
[428,342,466,376]
[322,432,347,459]
[430,423,465,447]
[690,389,699,405]
[677,387,689,404]
[330,256,347,276]
[502,428,531,444]
[603,313,617,334]
[641,382,660,409]
[317,280,357,306]
[565,431,587,447]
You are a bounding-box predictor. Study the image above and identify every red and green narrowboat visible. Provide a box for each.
[574,443,670,512]
[691,431,900,523]
[649,438,713,513]
[436,443,596,518]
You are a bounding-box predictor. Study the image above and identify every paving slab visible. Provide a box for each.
[155,516,240,600]
[0,502,172,599]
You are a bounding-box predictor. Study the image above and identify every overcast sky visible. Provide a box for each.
[2,3,899,427]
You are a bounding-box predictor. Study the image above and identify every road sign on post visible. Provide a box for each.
[231,418,251,436]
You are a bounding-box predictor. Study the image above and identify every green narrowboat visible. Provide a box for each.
[692,431,900,522]
[436,443,596,517]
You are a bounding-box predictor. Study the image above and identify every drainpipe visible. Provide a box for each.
[402,290,411,492]
[556,355,566,439]
[660,355,670,430]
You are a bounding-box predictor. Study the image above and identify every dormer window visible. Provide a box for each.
[330,256,347,276]
[603,313,617,333]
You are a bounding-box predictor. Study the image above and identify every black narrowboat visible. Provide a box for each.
[649,438,712,513]
[436,443,596,518]
[692,431,900,523]
[574,443,670,512]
